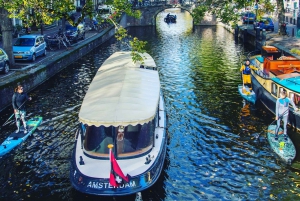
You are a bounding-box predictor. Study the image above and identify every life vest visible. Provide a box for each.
[243,65,251,75]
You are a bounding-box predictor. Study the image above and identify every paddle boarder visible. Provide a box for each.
[275,89,298,140]
[12,84,32,134]
[240,60,258,93]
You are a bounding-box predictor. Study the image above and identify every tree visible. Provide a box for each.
[192,0,281,32]
[0,8,15,67]
[1,0,147,66]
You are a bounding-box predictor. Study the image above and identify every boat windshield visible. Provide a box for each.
[82,118,155,158]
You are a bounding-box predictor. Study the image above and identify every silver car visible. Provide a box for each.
[0,48,10,74]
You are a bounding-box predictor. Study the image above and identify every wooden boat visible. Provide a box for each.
[0,116,43,156]
[250,46,300,130]
[70,52,167,196]
[238,84,256,104]
[267,125,296,164]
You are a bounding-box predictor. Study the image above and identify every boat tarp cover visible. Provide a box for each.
[78,52,160,127]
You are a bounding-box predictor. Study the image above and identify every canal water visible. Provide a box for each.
[1,9,300,201]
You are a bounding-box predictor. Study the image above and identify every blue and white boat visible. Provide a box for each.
[70,52,167,196]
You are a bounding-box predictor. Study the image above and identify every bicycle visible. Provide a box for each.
[46,32,71,50]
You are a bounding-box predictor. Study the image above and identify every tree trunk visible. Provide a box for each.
[276,0,285,34]
[0,8,15,68]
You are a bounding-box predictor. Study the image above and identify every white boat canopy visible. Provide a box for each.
[78,51,160,127]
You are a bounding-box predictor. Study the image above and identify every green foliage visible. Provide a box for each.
[193,0,275,26]
[115,26,147,63]
[291,48,300,56]
[191,5,208,24]
[1,0,147,63]
[129,37,147,63]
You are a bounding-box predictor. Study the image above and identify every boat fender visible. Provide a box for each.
[3,145,6,149]
[156,134,159,139]
[79,156,85,165]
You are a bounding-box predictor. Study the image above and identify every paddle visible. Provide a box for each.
[1,100,28,127]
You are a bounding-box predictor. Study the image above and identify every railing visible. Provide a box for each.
[130,0,195,8]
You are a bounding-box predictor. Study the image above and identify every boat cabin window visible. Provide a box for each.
[82,118,156,158]
[271,82,278,97]
[290,93,300,107]
[83,125,113,155]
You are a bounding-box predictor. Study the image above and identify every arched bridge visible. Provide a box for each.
[120,0,218,26]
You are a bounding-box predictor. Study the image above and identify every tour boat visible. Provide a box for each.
[250,46,300,130]
[70,51,167,196]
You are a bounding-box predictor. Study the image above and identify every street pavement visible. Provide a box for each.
[0,25,101,80]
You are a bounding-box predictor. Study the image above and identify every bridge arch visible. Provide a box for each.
[120,4,217,27]
[121,4,194,27]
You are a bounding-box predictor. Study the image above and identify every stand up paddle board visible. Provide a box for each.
[238,84,256,104]
[267,124,296,164]
[0,116,42,156]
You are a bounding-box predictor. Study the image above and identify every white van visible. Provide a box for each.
[97,5,114,19]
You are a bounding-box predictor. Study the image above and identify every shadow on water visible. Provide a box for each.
[0,9,300,200]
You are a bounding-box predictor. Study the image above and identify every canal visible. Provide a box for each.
[1,9,300,200]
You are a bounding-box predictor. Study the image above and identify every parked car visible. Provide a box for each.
[65,23,85,43]
[242,12,256,24]
[0,48,10,74]
[253,17,274,31]
[13,35,46,61]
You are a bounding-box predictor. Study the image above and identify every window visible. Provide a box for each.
[83,125,113,156]
[0,49,3,55]
[82,118,156,158]
[290,92,300,107]
[35,37,40,46]
[271,82,278,96]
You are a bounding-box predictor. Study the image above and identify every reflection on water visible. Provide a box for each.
[0,9,300,200]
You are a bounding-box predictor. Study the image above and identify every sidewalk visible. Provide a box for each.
[0,25,101,81]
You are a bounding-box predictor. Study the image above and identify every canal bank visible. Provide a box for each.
[1,15,300,112]
[0,24,118,112]
[234,24,300,59]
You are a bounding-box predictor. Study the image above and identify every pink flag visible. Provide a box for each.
[109,149,129,187]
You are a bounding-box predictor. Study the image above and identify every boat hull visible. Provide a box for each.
[70,138,167,196]
[251,73,300,130]
[267,125,296,164]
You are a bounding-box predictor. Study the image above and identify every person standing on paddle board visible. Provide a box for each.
[12,85,32,134]
[240,60,258,93]
[275,89,298,140]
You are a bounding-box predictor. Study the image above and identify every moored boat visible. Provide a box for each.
[70,52,167,196]
[250,46,300,130]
